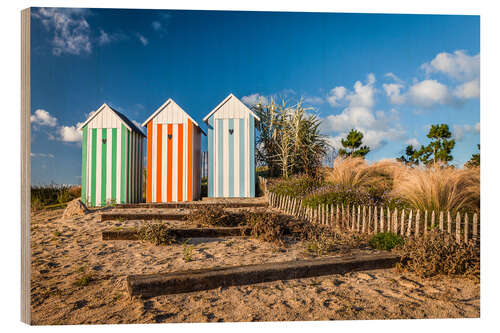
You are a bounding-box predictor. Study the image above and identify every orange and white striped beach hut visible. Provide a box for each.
[142,99,205,202]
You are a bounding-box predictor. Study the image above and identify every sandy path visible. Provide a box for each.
[30,207,479,325]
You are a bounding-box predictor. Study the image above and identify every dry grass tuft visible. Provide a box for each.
[188,206,245,227]
[138,222,177,246]
[396,231,479,281]
[392,165,480,213]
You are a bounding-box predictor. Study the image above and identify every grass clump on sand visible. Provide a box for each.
[244,211,292,245]
[138,221,177,246]
[188,206,244,227]
[369,232,404,251]
[396,231,479,281]
[74,274,93,287]
[268,174,321,198]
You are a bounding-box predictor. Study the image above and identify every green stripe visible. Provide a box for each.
[127,130,130,203]
[111,128,117,203]
[81,126,87,204]
[101,128,107,206]
[91,128,97,207]
[120,125,126,203]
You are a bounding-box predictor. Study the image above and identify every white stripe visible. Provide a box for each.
[183,122,187,201]
[106,129,112,204]
[223,119,229,197]
[214,120,218,197]
[116,126,121,203]
[132,134,136,203]
[86,129,92,204]
[96,129,102,206]
[162,125,167,202]
[234,120,240,197]
[172,125,178,201]
[245,116,250,197]
[151,124,157,202]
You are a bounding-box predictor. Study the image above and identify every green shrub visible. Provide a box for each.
[369,232,404,251]
[75,274,93,287]
[269,174,320,198]
[396,231,479,280]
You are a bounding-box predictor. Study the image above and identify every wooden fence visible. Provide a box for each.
[258,176,479,245]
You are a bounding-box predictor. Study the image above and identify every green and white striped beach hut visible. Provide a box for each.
[78,103,145,207]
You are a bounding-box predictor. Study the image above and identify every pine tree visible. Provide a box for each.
[338,129,370,158]
[464,144,480,168]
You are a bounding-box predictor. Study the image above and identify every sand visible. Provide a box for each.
[30,206,480,325]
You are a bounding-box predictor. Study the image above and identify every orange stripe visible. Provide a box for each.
[187,120,193,201]
[178,124,183,201]
[156,124,162,203]
[167,124,173,202]
[146,121,152,203]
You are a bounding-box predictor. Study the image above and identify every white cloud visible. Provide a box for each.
[407,79,451,108]
[33,8,92,56]
[31,153,55,158]
[453,123,480,141]
[137,34,149,46]
[303,96,324,104]
[321,74,405,150]
[326,86,347,107]
[384,72,403,83]
[152,21,162,31]
[31,109,58,127]
[241,93,269,106]
[59,122,83,143]
[474,122,480,132]
[421,50,479,81]
[383,83,406,105]
[454,79,480,99]
[98,30,110,45]
[406,138,420,147]
[97,29,127,46]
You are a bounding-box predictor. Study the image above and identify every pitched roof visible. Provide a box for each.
[141,98,206,136]
[203,93,261,123]
[78,103,145,137]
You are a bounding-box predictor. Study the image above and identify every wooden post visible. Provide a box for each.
[424,211,428,237]
[464,213,469,243]
[456,212,461,243]
[352,205,356,231]
[341,205,345,229]
[321,204,326,225]
[357,206,361,232]
[447,211,452,234]
[380,207,384,233]
[431,211,435,231]
[439,211,444,232]
[368,206,372,234]
[415,210,420,236]
[393,208,398,234]
[387,208,391,233]
[361,206,366,233]
[336,205,340,229]
[407,210,413,237]
[400,209,405,235]
[373,206,378,234]
[473,213,478,244]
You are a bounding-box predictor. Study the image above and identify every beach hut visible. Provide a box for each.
[79,103,145,207]
[203,93,260,198]
[142,99,205,202]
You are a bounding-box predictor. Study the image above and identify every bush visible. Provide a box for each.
[369,232,404,251]
[188,206,244,227]
[396,231,479,280]
[268,174,321,198]
[244,211,291,245]
[138,222,177,246]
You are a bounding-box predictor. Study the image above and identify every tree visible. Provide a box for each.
[397,124,455,167]
[338,129,370,158]
[464,144,480,168]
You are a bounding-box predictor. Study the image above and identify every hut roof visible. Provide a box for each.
[78,103,145,137]
[203,93,261,124]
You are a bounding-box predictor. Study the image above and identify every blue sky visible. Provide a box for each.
[30,8,480,185]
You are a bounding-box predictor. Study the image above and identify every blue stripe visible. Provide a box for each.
[250,117,255,197]
[217,119,224,197]
[208,117,214,197]
[228,119,234,197]
[239,118,245,197]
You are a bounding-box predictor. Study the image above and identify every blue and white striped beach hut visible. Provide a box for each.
[203,94,260,198]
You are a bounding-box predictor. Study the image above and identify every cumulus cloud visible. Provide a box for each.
[406,138,420,147]
[32,8,92,56]
[321,74,405,150]
[384,72,403,83]
[383,83,406,105]
[31,109,58,127]
[98,29,127,46]
[326,86,347,107]
[454,79,480,99]
[421,50,479,81]
[241,93,269,106]
[137,34,149,46]
[407,79,451,108]
[59,122,83,143]
[453,123,480,141]
[303,96,324,104]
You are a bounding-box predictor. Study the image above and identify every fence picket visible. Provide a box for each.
[424,211,428,237]
[387,208,391,233]
[393,208,398,234]
[415,210,420,236]
[362,206,367,233]
[456,212,461,243]
[464,213,469,243]
[400,209,405,235]
[473,213,478,244]
[380,207,384,233]
[447,211,452,234]
[357,206,361,231]
[439,211,444,232]
[407,210,413,237]
[336,205,340,228]
[431,211,435,231]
